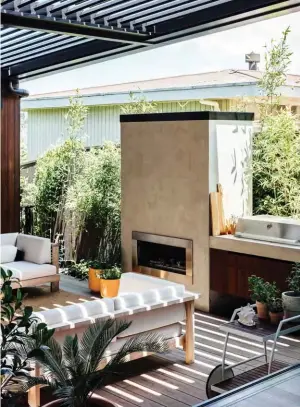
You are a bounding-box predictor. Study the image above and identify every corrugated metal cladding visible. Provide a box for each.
[26,100,229,161]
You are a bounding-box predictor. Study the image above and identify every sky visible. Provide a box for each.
[23,12,300,95]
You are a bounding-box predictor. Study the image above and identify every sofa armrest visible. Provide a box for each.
[51,243,59,273]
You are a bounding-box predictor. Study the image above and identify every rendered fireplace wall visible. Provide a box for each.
[121,112,253,311]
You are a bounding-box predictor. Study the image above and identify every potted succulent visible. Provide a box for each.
[248,276,278,319]
[282,262,300,318]
[27,319,168,407]
[88,260,107,293]
[100,266,122,298]
[267,297,284,324]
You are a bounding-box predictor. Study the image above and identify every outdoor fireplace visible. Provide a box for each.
[132,232,193,285]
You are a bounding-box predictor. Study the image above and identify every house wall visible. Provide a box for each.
[25,100,229,161]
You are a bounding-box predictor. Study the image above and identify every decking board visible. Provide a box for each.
[59,275,300,407]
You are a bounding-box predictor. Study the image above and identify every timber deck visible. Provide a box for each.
[60,274,300,407]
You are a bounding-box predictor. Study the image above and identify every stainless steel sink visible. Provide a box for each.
[235,215,300,246]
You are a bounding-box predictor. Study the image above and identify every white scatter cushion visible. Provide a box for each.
[114,284,184,311]
[78,299,114,317]
[34,308,67,326]
[33,299,115,329]
[114,293,143,310]
[1,262,56,280]
[16,234,51,264]
[0,233,18,246]
[120,272,184,294]
[0,245,17,264]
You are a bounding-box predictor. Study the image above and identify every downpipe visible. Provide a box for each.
[8,80,29,97]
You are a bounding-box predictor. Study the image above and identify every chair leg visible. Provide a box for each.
[184,300,195,364]
[50,281,59,292]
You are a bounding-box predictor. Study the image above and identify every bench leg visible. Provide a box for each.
[184,300,195,364]
[51,281,59,292]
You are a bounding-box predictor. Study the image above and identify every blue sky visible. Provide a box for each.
[23,12,300,95]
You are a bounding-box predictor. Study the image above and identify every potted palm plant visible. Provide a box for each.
[88,260,106,293]
[26,319,168,407]
[282,262,300,318]
[267,297,284,324]
[100,266,122,298]
[248,276,278,319]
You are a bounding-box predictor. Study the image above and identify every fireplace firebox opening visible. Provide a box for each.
[132,232,193,284]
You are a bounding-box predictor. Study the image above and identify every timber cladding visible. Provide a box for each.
[210,248,292,298]
[1,93,21,233]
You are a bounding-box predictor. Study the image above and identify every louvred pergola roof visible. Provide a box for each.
[1,0,300,81]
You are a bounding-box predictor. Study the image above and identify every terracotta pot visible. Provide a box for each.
[269,311,283,325]
[282,291,300,319]
[42,394,117,407]
[100,278,120,298]
[256,301,268,319]
[88,268,102,293]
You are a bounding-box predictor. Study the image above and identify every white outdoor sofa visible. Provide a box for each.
[29,272,198,406]
[0,233,59,291]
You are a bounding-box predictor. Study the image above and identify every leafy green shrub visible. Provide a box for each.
[253,27,300,218]
[253,110,300,218]
[248,275,279,304]
[267,297,283,313]
[88,260,107,269]
[120,91,159,114]
[66,260,89,280]
[101,266,122,280]
[1,268,54,404]
[66,142,121,264]
[287,262,300,294]
[34,138,85,239]
[32,93,87,240]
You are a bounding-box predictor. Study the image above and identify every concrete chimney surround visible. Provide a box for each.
[121,112,254,311]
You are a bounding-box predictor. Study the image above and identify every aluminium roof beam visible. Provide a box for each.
[1,10,152,44]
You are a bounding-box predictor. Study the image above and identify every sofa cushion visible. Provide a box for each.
[1,261,56,281]
[114,272,185,310]
[33,299,114,327]
[0,233,18,246]
[16,234,51,264]
[116,303,186,338]
[0,245,17,263]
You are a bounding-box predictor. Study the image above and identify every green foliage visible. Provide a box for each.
[267,297,283,313]
[34,138,85,238]
[287,262,300,294]
[88,260,107,270]
[67,260,89,280]
[33,93,87,239]
[66,142,121,264]
[31,319,168,407]
[253,27,300,218]
[253,110,300,217]
[258,27,292,102]
[1,268,54,403]
[248,275,279,304]
[120,91,159,114]
[101,266,122,280]
[65,91,89,139]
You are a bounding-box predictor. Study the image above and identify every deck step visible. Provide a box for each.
[212,360,289,393]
